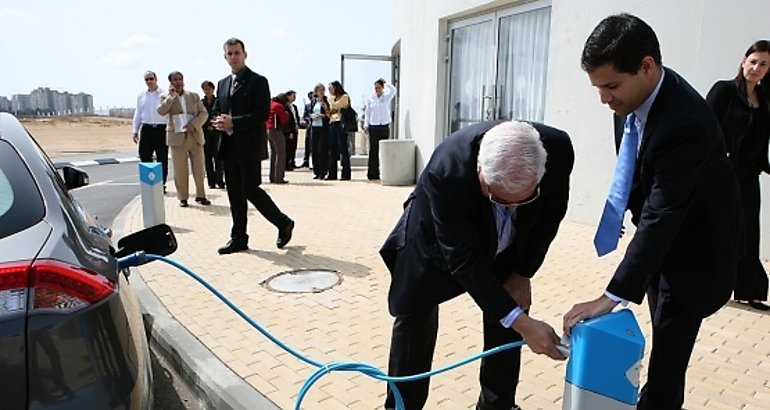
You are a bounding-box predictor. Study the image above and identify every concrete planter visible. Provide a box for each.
[380,139,415,186]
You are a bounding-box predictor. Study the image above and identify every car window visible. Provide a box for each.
[0,170,11,216]
[0,141,45,239]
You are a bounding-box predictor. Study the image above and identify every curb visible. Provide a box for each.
[113,196,280,410]
[54,156,140,169]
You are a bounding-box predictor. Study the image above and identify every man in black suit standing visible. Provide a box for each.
[563,14,743,410]
[212,38,294,254]
[381,120,573,410]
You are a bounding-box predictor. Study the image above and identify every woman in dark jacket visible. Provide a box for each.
[706,39,770,311]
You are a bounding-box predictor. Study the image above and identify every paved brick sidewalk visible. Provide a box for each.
[124,165,770,409]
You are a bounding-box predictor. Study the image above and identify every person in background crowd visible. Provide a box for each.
[267,93,290,184]
[284,90,301,171]
[327,80,352,180]
[212,37,294,254]
[157,71,210,207]
[201,80,225,189]
[301,90,314,168]
[364,78,397,180]
[132,70,168,192]
[309,83,330,180]
[706,39,770,311]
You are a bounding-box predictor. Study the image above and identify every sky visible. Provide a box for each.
[0,0,393,110]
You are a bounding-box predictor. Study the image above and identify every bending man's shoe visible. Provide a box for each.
[748,300,770,311]
[277,219,294,249]
[218,240,248,255]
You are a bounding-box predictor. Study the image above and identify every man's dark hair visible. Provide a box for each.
[167,71,183,81]
[581,13,662,74]
[201,80,215,90]
[374,79,385,87]
[307,91,314,99]
[285,90,296,98]
[223,37,246,52]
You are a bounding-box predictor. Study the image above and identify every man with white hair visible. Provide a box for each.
[380,120,575,410]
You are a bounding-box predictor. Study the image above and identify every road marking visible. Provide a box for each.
[75,180,140,190]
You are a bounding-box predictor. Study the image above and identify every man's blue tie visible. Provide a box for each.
[594,113,639,256]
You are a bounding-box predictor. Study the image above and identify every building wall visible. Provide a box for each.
[393,0,770,258]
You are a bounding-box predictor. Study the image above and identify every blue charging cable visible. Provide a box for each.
[119,252,526,409]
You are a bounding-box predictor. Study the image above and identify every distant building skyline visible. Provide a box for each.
[0,87,94,116]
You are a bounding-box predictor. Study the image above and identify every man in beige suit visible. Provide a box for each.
[158,71,211,207]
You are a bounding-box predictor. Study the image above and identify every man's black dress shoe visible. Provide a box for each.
[218,240,248,254]
[179,200,188,207]
[276,219,294,249]
[195,197,211,205]
[748,300,770,311]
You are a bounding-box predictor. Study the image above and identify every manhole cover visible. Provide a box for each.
[262,269,341,293]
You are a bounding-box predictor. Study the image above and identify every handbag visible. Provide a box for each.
[341,101,359,133]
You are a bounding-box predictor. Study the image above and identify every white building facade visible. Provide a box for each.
[391,0,770,258]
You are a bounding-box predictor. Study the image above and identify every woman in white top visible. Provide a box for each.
[364,78,397,180]
[309,83,330,179]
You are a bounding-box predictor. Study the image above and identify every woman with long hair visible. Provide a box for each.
[707,40,770,310]
[327,80,352,180]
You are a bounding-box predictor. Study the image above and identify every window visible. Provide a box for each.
[447,3,551,134]
[0,141,45,239]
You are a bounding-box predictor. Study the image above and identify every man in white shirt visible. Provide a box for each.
[132,71,169,191]
[364,78,396,180]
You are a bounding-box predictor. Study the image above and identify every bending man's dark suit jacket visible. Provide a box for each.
[213,66,270,163]
[380,121,574,319]
[608,67,743,318]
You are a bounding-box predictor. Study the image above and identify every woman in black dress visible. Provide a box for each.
[707,40,770,311]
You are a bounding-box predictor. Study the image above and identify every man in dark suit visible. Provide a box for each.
[212,38,294,254]
[563,14,743,410]
[380,120,573,410]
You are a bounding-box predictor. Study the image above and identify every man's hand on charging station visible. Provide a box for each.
[512,314,568,360]
[563,294,618,336]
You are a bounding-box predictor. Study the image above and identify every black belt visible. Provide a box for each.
[369,124,389,127]
[142,123,166,129]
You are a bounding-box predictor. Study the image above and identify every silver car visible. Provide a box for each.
[0,112,175,410]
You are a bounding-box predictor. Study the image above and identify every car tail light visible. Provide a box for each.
[0,259,115,316]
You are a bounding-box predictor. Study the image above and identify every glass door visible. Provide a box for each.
[446,2,551,135]
[496,7,551,122]
[447,17,495,134]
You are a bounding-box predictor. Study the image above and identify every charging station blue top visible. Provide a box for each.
[139,162,163,186]
[565,309,645,405]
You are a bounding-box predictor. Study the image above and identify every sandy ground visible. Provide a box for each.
[21,116,136,158]
[22,116,316,159]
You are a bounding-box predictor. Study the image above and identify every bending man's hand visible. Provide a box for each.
[503,273,531,311]
[563,294,618,336]
[512,314,566,360]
